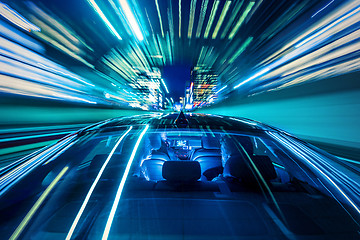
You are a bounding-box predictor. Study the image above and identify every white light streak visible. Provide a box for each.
[102,125,149,239]
[118,0,144,41]
[65,127,132,240]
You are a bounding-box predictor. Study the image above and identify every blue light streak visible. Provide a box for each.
[161,78,169,93]
[215,85,227,94]
[102,125,149,239]
[233,68,270,89]
[311,0,335,18]
[65,127,132,240]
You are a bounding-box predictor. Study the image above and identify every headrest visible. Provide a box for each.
[225,155,276,182]
[151,151,170,161]
[162,161,201,182]
[202,136,220,149]
[148,133,162,150]
[221,135,253,156]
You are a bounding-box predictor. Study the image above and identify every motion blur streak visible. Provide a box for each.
[66,126,133,240]
[237,1,360,94]
[269,132,360,215]
[0,135,75,194]
[9,166,68,240]
[102,125,149,240]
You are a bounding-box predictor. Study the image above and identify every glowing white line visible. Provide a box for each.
[102,125,149,239]
[65,127,132,240]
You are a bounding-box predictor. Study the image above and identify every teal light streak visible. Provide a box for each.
[188,0,197,38]
[204,0,220,38]
[228,1,255,39]
[118,0,143,41]
[196,0,209,38]
[0,131,74,143]
[87,0,122,40]
[155,0,165,38]
[66,127,132,240]
[212,0,231,39]
[102,125,149,239]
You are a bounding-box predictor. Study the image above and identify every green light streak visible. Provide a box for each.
[0,131,73,143]
[229,36,253,63]
[228,1,255,39]
[196,0,209,38]
[221,0,243,39]
[155,0,164,38]
[204,0,220,38]
[10,166,69,240]
[188,0,197,38]
[87,0,122,40]
[0,140,56,156]
[212,0,231,39]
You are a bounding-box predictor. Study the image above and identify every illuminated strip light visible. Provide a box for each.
[0,136,75,192]
[118,0,143,41]
[296,5,360,48]
[0,3,40,32]
[204,0,220,38]
[155,0,165,38]
[312,0,335,18]
[196,0,209,38]
[65,127,132,239]
[228,1,255,39]
[10,166,69,240]
[188,0,197,38]
[268,132,360,215]
[0,131,74,143]
[87,0,122,40]
[161,78,169,93]
[102,125,149,239]
[215,85,227,94]
[233,67,270,89]
[179,0,182,37]
[212,0,231,39]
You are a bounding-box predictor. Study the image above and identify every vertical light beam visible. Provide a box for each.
[196,0,209,38]
[102,125,149,239]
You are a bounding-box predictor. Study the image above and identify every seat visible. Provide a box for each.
[225,154,277,183]
[195,156,223,180]
[191,136,221,160]
[162,161,201,183]
[141,159,165,181]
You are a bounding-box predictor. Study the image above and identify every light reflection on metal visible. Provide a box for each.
[268,132,360,215]
[66,127,133,240]
[10,166,69,240]
[102,125,149,239]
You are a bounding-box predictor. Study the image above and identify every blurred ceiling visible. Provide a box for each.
[2,0,360,109]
